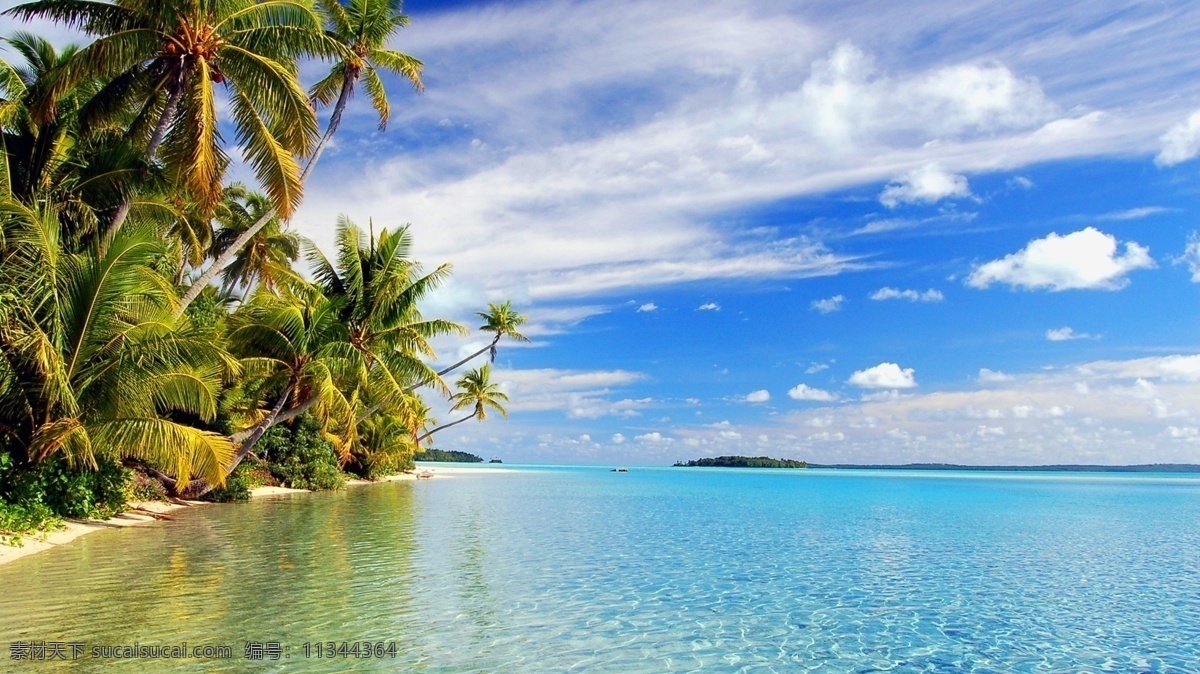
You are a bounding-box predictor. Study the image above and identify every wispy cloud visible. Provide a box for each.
[284,0,1197,305]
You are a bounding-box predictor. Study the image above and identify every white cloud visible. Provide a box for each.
[1046,327,1094,342]
[758,353,1200,465]
[746,389,772,403]
[805,362,830,374]
[635,432,672,443]
[495,368,648,419]
[1007,176,1034,190]
[636,302,658,313]
[611,433,626,444]
[849,362,918,389]
[1156,110,1200,166]
[967,227,1155,291]
[880,164,971,208]
[978,368,1013,383]
[788,384,839,402]
[870,287,945,302]
[697,302,721,311]
[1175,232,1200,282]
[812,295,846,314]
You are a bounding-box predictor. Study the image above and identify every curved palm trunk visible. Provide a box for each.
[176,72,356,317]
[415,412,474,444]
[184,386,320,499]
[355,332,501,425]
[105,81,184,242]
[401,332,499,395]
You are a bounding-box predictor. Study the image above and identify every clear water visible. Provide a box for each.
[3,465,1200,672]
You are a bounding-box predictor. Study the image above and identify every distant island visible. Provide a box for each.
[674,456,809,468]
[806,463,1200,473]
[417,449,485,463]
[671,458,1200,473]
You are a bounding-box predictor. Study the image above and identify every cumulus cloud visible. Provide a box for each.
[1175,232,1200,282]
[848,362,918,389]
[978,368,1013,383]
[746,390,772,403]
[611,433,626,444]
[636,302,658,313]
[1046,327,1094,341]
[880,164,971,207]
[806,362,831,374]
[697,302,721,311]
[966,227,1155,291]
[870,287,945,302]
[635,432,672,443]
[1156,110,1200,166]
[812,295,845,314]
[788,384,839,402]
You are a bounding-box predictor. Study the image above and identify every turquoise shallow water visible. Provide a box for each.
[3,465,1200,672]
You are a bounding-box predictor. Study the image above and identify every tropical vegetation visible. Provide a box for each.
[673,456,810,469]
[0,0,523,539]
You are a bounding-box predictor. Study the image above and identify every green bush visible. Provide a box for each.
[1,455,130,519]
[204,462,253,502]
[203,462,273,503]
[0,453,132,541]
[259,415,346,491]
[0,501,62,546]
[355,448,415,480]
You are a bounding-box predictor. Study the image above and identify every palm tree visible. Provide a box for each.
[176,0,422,316]
[6,0,331,235]
[220,287,366,480]
[416,365,508,444]
[0,32,156,249]
[0,200,235,488]
[212,187,300,299]
[303,216,465,422]
[430,301,529,382]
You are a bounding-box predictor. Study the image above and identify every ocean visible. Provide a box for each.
[3,464,1200,671]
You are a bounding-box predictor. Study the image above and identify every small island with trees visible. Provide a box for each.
[674,456,809,469]
[418,449,486,463]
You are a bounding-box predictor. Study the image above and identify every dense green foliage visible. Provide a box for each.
[417,449,484,463]
[0,1,524,541]
[258,415,345,491]
[674,456,809,469]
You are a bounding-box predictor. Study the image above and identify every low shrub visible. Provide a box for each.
[259,415,346,491]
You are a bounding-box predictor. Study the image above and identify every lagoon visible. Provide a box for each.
[3,465,1200,671]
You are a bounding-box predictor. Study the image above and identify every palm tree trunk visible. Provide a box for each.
[105,81,184,242]
[176,72,356,317]
[353,333,502,426]
[402,333,500,395]
[416,413,474,444]
[177,383,319,498]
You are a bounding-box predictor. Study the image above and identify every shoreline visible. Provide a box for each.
[0,464,485,568]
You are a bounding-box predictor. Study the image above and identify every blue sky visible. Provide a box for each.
[5,0,1199,465]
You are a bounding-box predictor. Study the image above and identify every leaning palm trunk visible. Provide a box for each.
[177,73,355,317]
[104,81,185,242]
[355,332,502,425]
[415,413,474,444]
[182,387,320,499]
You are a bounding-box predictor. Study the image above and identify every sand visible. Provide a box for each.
[0,499,202,567]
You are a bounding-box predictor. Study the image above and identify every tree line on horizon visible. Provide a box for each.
[0,0,523,536]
